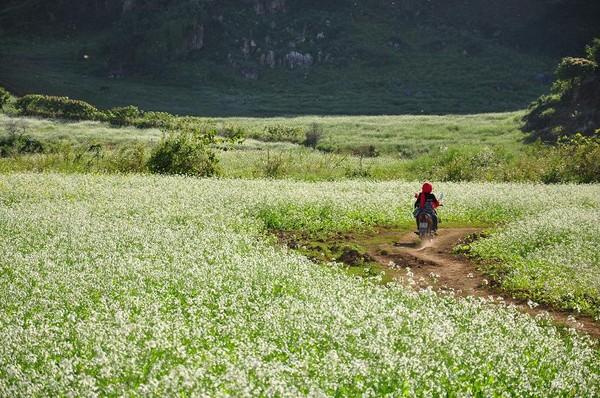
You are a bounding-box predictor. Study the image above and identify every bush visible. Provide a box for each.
[15,95,101,121]
[405,146,512,182]
[107,105,143,127]
[148,121,220,176]
[135,111,175,129]
[303,123,323,149]
[261,150,288,178]
[586,38,600,65]
[352,145,379,158]
[106,107,175,129]
[0,87,10,109]
[107,143,148,173]
[553,133,600,183]
[217,124,246,141]
[261,125,305,143]
[555,57,596,81]
[0,122,44,157]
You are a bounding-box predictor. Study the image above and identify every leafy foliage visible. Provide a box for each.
[303,123,323,149]
[106,105,144,127]
[551,133,600,183]
[15,95,102,121]
[148,123,218,177]
[555,57,597,81]
[0,122,44,157]
[13,93,179,129]
[259,124,305,143]
[0,86,10,109]
[523,38,600,143]
[148,119,241,176]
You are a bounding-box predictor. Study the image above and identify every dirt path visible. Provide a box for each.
[361,228,600,339]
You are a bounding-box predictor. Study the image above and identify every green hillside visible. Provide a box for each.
[1,1,599,115]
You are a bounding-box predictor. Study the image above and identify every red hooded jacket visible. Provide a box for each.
[415,183,440,209]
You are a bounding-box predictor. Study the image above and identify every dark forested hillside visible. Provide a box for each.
[1,0,599,115]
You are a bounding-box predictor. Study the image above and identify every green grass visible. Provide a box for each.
[1,111,526,154]
[0,112,530,180]
[1,173,599,396]
[216,112,526,155]
[0,113,163,146]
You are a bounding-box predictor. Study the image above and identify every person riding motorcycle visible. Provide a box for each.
[413,182,441,233]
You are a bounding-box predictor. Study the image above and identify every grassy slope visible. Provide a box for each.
[0,114,163,146]
[217,112,525,155]
[0,21,555,117]
[0,112,526,179]
[1,111,525,154]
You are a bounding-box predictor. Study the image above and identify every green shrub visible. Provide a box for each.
[0,122,44,157]
[261,150,288,178]
[148,121,220,176]
[107,143,148,173]
[303,123,323,149]
[106,107,175,129]
[555,57,597,81]
[107,105,143,127]
[586,38,600,65]
[261,125,305,143]
[352,145,379,158]
[553,133,600,183]
[15,95,101,121]
[217,124,246,141]
[13,92,180,130]
[0,87,10,109]
[405,146,512,182]
[135,111,175,129]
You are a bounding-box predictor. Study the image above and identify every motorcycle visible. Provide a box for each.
[415,192,443,242]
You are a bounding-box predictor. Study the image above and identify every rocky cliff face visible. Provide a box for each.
[3,0,600,81]
[104,0,339,79]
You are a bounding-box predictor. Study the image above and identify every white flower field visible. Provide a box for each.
[1,174,599,396]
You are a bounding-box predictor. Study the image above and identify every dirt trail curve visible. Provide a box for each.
[365,228,600,339]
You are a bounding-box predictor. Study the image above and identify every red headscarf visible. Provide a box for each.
[419,182,433,209]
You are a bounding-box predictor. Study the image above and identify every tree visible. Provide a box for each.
[522,38,600,143]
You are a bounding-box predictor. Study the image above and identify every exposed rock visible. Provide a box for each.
[268,0,286,13]
[254,1,265,15]
[253,0,287,15]
[387,36,408,51]
[241,39,251,58]
[122,0,135,14]
[188,24,204,51]
[285,51,313,69]
[260,50,276,68]
[240,67,259,80]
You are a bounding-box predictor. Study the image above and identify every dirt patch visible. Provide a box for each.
[338,247,372,266]
[275,227,600,340]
